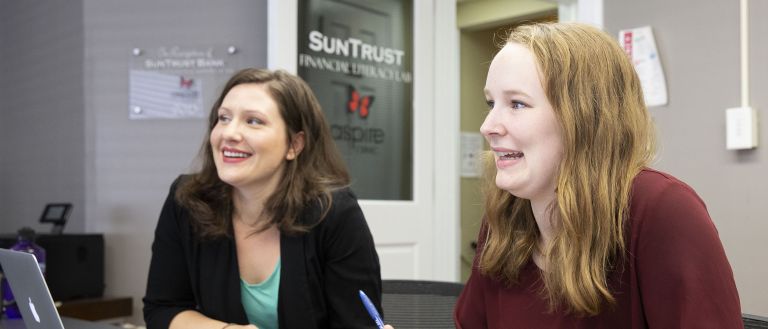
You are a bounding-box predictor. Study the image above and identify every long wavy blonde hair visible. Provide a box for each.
[479,22,656,315]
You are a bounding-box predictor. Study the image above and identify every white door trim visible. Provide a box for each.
[555,0,603,27]
[432,0,460,282]
[268,0,298,73]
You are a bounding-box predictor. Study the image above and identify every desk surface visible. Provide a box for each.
[57,296,132,321]
[0,317,117,329]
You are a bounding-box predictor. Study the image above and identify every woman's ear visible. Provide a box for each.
[286,131,305,160]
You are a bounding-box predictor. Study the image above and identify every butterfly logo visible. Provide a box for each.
[347,86,375,119]
[180,76,195,89]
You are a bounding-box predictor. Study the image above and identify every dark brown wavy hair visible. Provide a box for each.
[176,68,350,238]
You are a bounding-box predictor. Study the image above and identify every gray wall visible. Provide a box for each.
[1,1,267,324]
[0,1,86,233]
[605,0,768,316]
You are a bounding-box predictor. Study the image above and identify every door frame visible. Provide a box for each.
[267,0,460,281]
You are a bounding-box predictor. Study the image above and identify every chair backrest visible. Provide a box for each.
[381,280,464,329]
[744,313,768,329]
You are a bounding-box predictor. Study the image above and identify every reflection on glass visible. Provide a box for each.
[298,0,413,200]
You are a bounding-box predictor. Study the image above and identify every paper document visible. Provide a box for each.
[129,70,204,119]
[461,132,484,178]
[619,26,668,107]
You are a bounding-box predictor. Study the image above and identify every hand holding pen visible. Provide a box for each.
[359,290,395,329]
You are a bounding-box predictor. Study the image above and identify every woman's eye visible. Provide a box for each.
[485,100,494,109]
[511,101,527,110]
[247,118,264,125]
[217,114,231,123]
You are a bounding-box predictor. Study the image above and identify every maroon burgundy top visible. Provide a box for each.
[455,169,743,329]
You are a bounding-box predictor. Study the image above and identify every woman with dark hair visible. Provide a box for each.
[143,68,382,329]
[452,22,742,328]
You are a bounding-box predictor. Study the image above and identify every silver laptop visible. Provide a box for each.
[0,249,119,329]
[0,248,65,328]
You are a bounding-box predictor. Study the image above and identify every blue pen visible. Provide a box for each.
[358,289,385,329]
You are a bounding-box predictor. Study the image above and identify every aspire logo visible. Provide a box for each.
[347,85,374,119]
[331,85,384,148]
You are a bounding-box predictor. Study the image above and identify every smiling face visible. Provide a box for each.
[480,42,564,204]
[210,83,301,195]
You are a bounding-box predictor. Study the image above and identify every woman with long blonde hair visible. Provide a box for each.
[453,22,742,328]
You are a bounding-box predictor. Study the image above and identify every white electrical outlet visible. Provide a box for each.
[726,107,758,150]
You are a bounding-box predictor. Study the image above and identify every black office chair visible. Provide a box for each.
[744,313,768,328]
[381,279,464,329]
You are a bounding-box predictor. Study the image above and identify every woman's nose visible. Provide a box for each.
[480,108,503,136]
[222,121,243,142]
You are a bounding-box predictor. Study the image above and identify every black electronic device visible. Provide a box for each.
[39,203,72,234]
[0,233,105,301]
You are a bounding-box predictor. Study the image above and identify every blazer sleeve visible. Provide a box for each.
[320,189,383,329]
[635,180,743,328]
[143,177,197,329]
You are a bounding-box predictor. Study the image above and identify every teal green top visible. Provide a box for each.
[240,259,281,329]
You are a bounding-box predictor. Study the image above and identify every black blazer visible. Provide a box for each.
[143,176,382,329]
